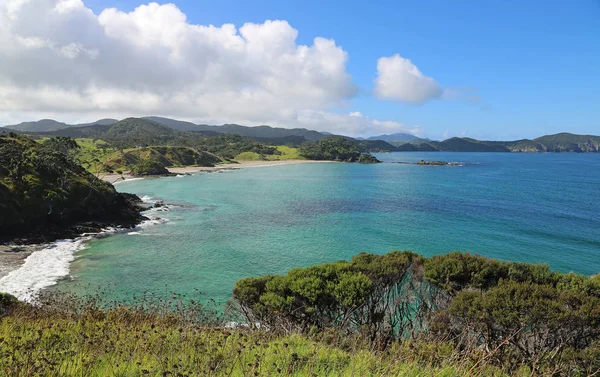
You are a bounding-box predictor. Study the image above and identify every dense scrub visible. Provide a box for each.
[192,134,280,160]
[235,146,304,161]
[299,136,381,163]
[235,251,600,375]
[105,146,222,175]
[0,134,144,243]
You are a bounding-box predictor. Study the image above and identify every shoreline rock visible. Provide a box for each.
[392,160,462,166]
[0,193,148,246]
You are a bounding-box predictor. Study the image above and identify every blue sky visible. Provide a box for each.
[80,0,600,139]
[2,0,599,139]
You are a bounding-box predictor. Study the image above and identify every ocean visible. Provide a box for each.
[1,152,599,303]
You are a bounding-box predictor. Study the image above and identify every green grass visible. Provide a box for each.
[0,305,516,377]
[234,151,263,161]
[235,146,304,161]
[73,138,122,172]
[266,146,304,161]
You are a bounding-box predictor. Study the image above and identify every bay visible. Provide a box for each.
[58,152,600,303]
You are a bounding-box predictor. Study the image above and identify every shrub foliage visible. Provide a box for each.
[234,251,600,374]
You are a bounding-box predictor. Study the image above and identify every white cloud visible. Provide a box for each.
[0,0,426,137]
[375,54,443,104]
[0,2,341,125]
[294,110,423,137]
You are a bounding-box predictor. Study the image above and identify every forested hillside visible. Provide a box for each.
[299,136,381,162]
[0,134,145,243]
[5,117,599,153]
[405,133,600,152]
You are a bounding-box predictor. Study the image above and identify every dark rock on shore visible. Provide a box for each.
[417,160,451,166]
[0,192,148,245]
[392,160,462,166]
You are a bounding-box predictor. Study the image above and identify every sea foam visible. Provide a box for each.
[0,238,89,302]
[0,195,170,302]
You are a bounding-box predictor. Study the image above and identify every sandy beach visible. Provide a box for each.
[101,159,328,184]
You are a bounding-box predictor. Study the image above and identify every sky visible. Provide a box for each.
[0,0,599,139]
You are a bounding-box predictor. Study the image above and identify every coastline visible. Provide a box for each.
[0,201,161,301]
[101,159,329,184]
[0,159,326,300]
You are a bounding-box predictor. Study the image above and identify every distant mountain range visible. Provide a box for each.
[356,133,422,143]
[3,117,599,153]
[5,118,119,132]
[5,116,330,142]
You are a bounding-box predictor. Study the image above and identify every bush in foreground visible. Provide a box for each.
[235,251,600,375]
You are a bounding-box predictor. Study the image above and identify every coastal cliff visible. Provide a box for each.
[0,134,146,244]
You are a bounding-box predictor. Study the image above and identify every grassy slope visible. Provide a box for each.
[69,138,223,172]
[0,308,511,377]
[235,146,304,161]
[74,137,302,170]
[75,138,121,171]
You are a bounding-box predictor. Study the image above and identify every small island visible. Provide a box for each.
[416,159,462,166]
[393,160,463,166]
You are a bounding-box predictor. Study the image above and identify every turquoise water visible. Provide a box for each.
[60,152,600,303]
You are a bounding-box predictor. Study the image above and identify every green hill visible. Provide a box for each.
[5,119,69,132]
[0,134,144,243]
[5,118,119,133]
[393,133,600,153]
[365,132,419,142]
[432,137,511,152]
[299,136,381,162]
[217,124,327,141]
[104,118,181,139]
[356,139,398,152]
[146,116,328,141]
[534,132,600,152]
[30,124,113,139]
[105,146,222,173]
[21,118,283,161]
[7,116,600,153]
[75,118,119,127]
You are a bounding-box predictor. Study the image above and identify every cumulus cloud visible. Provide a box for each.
[294,110,423,137]
[0,1,359,130]
[375,54,443,104]
[0,0,425,136]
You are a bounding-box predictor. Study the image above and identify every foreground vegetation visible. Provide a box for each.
[0,251,598,376]
[234,251,600,376]
[0,304,512,377]
[0,291,529,377]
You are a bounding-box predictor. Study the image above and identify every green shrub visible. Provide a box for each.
[0,293,19,317]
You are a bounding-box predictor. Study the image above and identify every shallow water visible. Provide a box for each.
[4,152,599,302]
